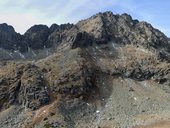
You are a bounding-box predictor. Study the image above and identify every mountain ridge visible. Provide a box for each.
[0,11,170,62]
[0,11,170,128]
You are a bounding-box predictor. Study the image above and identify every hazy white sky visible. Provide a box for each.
[0,0,170,36]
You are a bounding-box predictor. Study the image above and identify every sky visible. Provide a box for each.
[0,0,170,37]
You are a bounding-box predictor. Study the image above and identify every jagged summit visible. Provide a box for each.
[0,11,169,61]
[0,11,170,128]
[0,23,16,33]
[77,11,170,50]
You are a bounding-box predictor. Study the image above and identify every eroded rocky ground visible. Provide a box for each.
[0,11,170,128]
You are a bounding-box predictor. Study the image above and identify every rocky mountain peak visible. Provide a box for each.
[24,24,50,49]
[0,23,24,51]
[0,11,170,128]
[49,24,59,33]
[76,12,170,60]
[25,24,49,34]
[0,23,15,33]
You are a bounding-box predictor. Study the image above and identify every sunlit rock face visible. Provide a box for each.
[0,11,170,128]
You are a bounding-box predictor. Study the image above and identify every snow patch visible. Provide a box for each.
[96,110,100,113]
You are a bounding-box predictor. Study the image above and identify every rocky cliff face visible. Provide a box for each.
[0,11,170,128]
[24,25,50,49]
[0,23,27,52]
